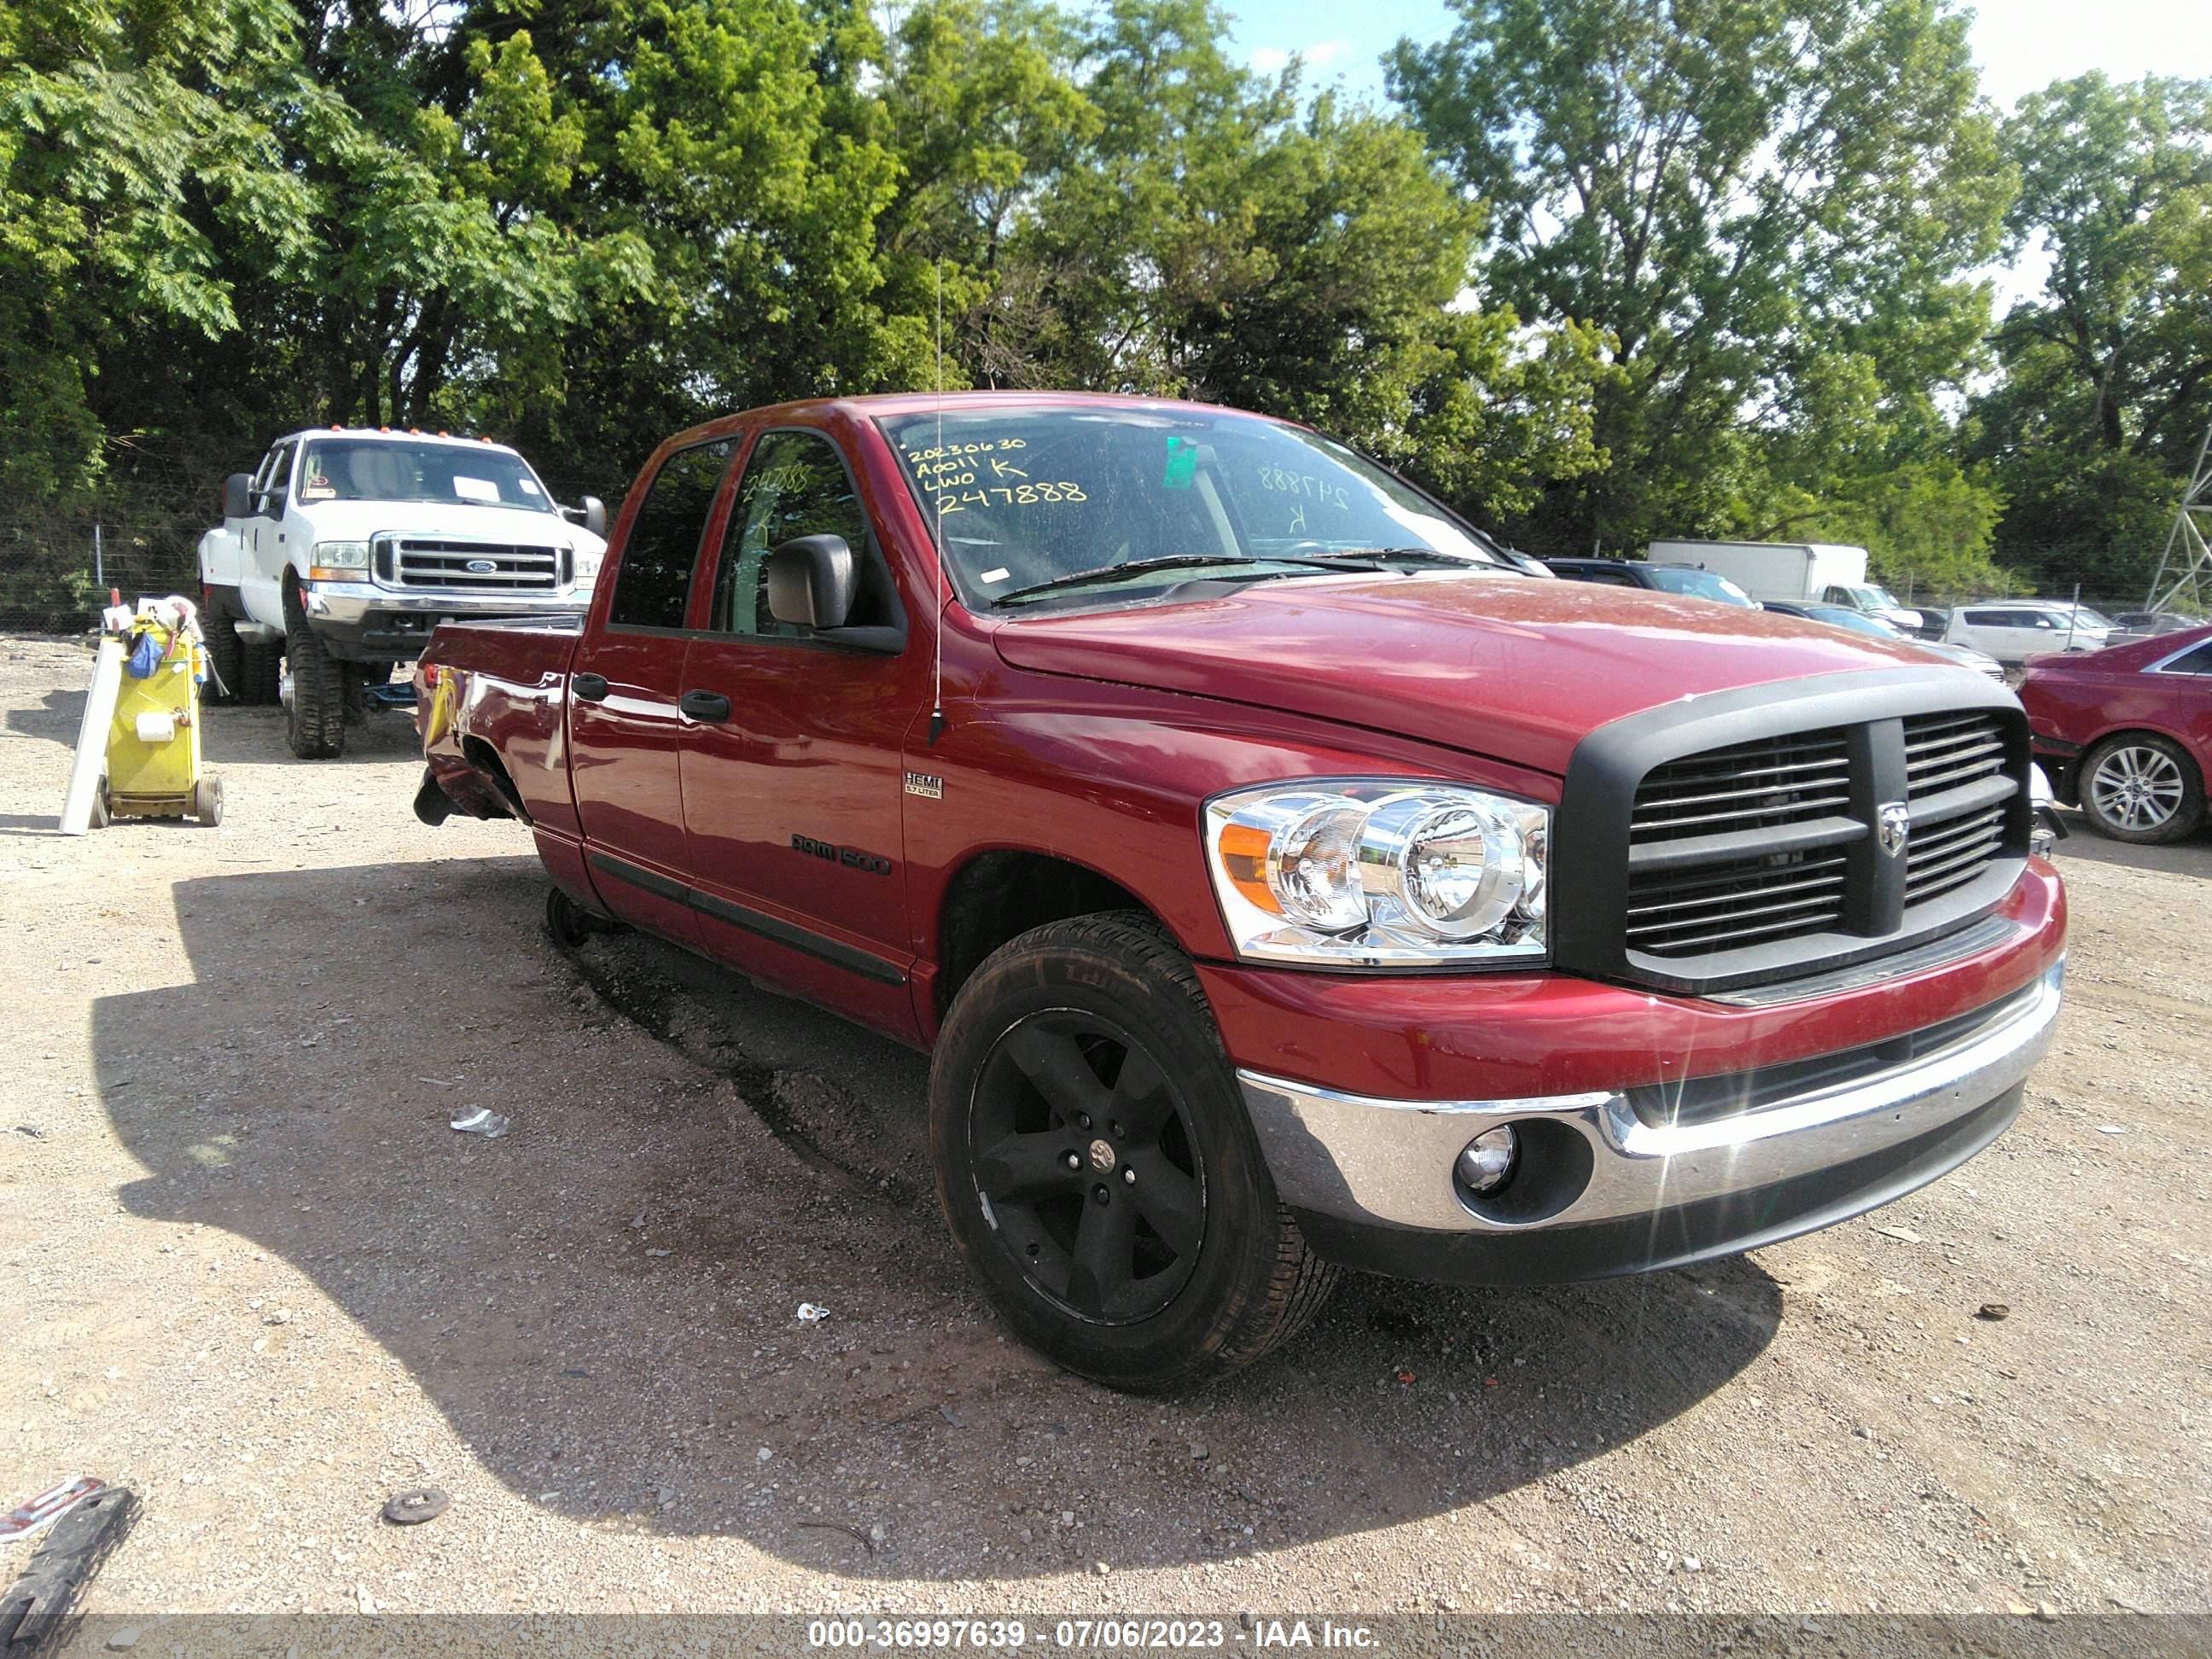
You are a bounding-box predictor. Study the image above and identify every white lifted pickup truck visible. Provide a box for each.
[197,428,608,757]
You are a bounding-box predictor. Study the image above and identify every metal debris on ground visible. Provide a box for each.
[1871,1225,1924,1243]
[381,1487,451,1526]
[449,1107,511,1138]
[1978,1303,2012,1321]
[0,1477,104,1543]
[796,1302,830,1323]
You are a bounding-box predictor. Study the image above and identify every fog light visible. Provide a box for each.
[1456,1126,1519,1196]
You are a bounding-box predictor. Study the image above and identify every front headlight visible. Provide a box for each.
[574,546,602,581]
[1205,781,1549,968]
[308,539,370,580]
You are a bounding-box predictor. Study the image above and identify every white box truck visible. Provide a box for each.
[1647,540,1923,632]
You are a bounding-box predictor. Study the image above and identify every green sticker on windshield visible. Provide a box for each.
[1161,436,1198,489]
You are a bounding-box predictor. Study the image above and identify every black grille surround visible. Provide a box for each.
[1553,669,2032,996]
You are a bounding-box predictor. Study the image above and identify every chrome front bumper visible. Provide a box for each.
[1239,960,2061,1279]
[300,581,592,626]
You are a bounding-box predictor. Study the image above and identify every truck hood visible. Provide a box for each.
[990,571,1972,777]
[294,499,605,556]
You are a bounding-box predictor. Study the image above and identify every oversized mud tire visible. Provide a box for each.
[283,597,346,759]
[930,911,1337,1391]
[202,608,243,704]
[238,640,282,706]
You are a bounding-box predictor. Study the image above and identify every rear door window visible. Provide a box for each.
[608,438,737,631]
[2157,642,2212,675]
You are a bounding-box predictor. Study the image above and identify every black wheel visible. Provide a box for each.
[930,912,1336,1391]
[2080,733,2203,844]
[89,777,111,830]
[544,886,597,946]
[203,608,243,704]
[192,775,224,827]
[283,594,346,759]
[238,640,282,706]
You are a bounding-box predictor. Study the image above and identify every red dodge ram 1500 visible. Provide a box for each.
[415,392,2067,1390]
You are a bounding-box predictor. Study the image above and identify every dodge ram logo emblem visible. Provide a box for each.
[1088,1138,1116,1173]
[465,558,498,573]
[1877,801,1912,857]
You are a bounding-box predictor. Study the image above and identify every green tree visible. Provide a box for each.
[1966,73,2212,601]
[1388,0,2011,556]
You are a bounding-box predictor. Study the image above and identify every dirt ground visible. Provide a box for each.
[3,632,2208,1627]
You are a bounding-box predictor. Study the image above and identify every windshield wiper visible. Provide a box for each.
[1304,547,1493,567]
[994,554,1350,605]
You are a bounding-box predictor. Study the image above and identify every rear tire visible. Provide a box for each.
[203,608,243,704]
[238,641,282,706]
[89,777,111,830]
[192,776,224,827]
[929,911,1336,1391]
[544,887,598,946]
[283,596,346,759]
[2080,733,2203,844]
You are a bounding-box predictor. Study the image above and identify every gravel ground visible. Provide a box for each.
[2,632,2208,1626]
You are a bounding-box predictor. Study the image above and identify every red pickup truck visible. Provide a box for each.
[414,392,2067,1390]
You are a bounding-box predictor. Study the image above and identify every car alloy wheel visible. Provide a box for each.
[964,1008,1206,1326]
[2090,743,2186,834]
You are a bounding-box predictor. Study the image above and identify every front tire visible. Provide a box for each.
[283,597,346,759]
[929,912,1336,1391]
[2081,733,2203,844]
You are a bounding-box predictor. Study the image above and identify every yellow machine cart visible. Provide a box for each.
[93,610,224,829]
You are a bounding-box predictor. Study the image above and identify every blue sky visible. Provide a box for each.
[1225,0,2212,115]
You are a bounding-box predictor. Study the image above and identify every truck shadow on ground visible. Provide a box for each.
[93,859,1781,1578]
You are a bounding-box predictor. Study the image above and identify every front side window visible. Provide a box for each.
[710,432,870,637]
[257,444,294,505]
[295,439,556,513]
[877,404,1505,611]
[608,438,736,630]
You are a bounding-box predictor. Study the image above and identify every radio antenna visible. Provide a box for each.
[928,259,947,745]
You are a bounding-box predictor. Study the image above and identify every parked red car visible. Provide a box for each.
[2019,625,2212,843]
[412,392,2064,1389]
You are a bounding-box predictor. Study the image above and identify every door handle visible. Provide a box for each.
[678,689,732,723]
[572,673,609,702]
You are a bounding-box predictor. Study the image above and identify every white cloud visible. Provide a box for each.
[1249,39,1353,76]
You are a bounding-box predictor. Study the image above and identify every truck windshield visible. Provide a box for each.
[1642,567,1757,607]
[876,405,1505,608]
[296,439,556,513]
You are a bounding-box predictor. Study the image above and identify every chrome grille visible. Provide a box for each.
[1627,847,1848,955]
[1905,805,2005,904]
[1627,728,1854,957]
[1903,712,2011,905]
[1629,730,1852,843]
[386,538,561,592]
[1614,705,2026,975]
[1905,711,2008,798]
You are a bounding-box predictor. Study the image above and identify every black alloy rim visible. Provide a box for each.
[967,1008,1208,1324]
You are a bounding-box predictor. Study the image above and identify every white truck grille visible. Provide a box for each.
[378,538,564,592]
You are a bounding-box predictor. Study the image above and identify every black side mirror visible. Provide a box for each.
[224,472,254,519]
[765,534,857,630]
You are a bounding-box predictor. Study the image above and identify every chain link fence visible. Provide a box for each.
[3,434,234,634]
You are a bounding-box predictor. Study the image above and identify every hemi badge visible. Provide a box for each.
[904,771,943,800]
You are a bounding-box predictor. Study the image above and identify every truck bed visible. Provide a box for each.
[415,616,583,833]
